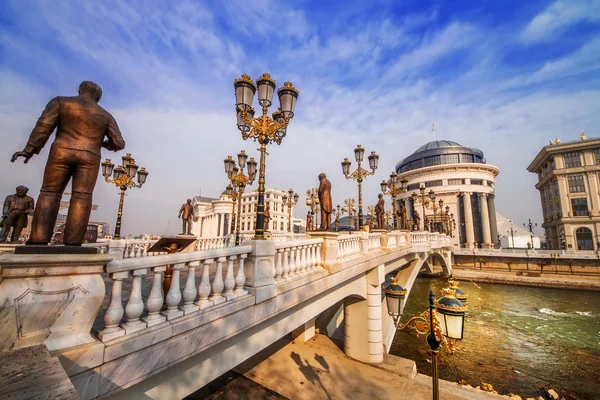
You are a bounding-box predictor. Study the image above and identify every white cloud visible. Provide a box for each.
[521,0,600,43]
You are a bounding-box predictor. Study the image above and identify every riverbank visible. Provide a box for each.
[452,268,600,291]
[233,334,505,400]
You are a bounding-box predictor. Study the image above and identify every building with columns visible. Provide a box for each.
[191,187,297,238]
[527,133,600,251]
[395,140,500,248]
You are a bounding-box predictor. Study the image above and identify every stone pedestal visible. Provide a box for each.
[308,231,340,273]
[372,229,388,248]
[0,253,110,352]
[244,241,277,302]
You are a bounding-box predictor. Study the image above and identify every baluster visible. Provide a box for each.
[301,245,308,274]
[282,248,290,280]
[316,243,322,269]
[288,247,297,277]
[128,244,135,258]
[98,272,128,341]
[143,266,167,326]
[210,257,226,305]
[309,244,316,271]
[275,249,283,282]
[122,269,147,333]
[161,263,184,320]
[224,255,237,300]
[197,259,214,309]
[235,254,248,295]
[181,262,199,314]
[295,246,302,275]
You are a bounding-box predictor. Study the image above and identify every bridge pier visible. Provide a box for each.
[344,264,385,364]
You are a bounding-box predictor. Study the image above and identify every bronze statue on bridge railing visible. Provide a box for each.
[0,186,35,243]
[318,173,332,231]
[10,81,126,246]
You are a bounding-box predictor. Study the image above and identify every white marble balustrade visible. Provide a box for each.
[196,237,228,250]
[82,241,110,254]
[367,233,382,251]
[386,232,398,248]
[273,238,323,282]
[97,245,252,342]
[337,235,362,261]
[410,232,429,244]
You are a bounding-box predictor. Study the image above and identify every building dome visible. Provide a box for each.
[396,140,485,174]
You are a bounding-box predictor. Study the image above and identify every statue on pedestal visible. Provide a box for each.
[0,186,35,243]
[375,193,385,229]
[178,199,194,235]
[318,173,332,230]
[10,81,126,246]
[306,211,312,232]
[413,210,421,231]
[399,202,407,230]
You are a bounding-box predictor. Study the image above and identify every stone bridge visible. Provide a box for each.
[0,230,452,400]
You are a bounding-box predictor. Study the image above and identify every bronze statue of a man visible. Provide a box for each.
[375,193,385,229]
[318,173,332,230]
[306,211,312,232]
[399,202,407,230]
[0,186,35,243]
[413,210,421,231]
[178,199,194,235]
[11,81,126,246]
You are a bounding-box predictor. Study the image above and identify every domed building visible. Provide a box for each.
[395,140,500,248]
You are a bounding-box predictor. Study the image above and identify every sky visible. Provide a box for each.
[1,0,599,237]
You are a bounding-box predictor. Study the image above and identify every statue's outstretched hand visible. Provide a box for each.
[11,151,33,164]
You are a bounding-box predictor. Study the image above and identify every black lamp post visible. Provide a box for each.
[523,219,538,249]
[385,280,466,400]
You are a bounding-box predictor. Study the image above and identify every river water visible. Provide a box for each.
[389,277,600,400]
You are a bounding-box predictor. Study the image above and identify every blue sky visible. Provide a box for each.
[1,0,599,236]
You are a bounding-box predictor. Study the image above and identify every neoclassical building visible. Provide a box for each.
[191,187,297,238]
[395,140,500,248]
[527,133,600,251]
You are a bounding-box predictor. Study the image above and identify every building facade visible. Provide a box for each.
[527,133,600,251]
[396,140,500,248]
[192,187,297,238]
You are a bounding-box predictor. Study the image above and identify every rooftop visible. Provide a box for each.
[396,140,486,174]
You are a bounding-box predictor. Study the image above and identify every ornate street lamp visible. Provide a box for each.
[342,198,357,233]
[234,73,299,241]
[523,219,538,249]
[101,154,148,240]
[381,173,408,230]
[386,282,466,400]
[224,151,257,245]
[306,188,319,232]
[341,145,379,229]
[282,189,299,233]
[411,185,434,231]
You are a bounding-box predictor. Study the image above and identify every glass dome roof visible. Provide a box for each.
[396,140,485,174]
[413,140,462,153]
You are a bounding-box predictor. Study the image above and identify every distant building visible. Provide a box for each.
[527,133,600,251]
[396,140,500,249]
[192,187,297,237]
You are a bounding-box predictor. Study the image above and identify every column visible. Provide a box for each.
[479,193,492,248]
[217,214,222,237]
[463,192,475,249]
[488,194,498,247]
[406,198,413,229]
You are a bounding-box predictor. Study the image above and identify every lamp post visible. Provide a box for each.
[380,173,408,230]
[342,198,357,233]
[342,145,379,229]
[333,204,342,231]
[508,226,516,249]
[385,279,467,400]
[411,185,434,231]
[234,73,299,241]
[306,188,320,232]
[282,189,299,233]
[101,154,149,240]
[224,151,257,246]
[523,219,538,249]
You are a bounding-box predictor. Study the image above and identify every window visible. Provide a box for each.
[568,175,585,193]
[425,180,442,187]
[571,198,589,216]
[407,183,420,191]
[553,180,559,197]
[470,179,483,185]
[448,179,464,185]
[409,159,423,170]
[474,155,483,163]
[280,222,284,231]
[594,149,600,165]
[441,154,459,164]
[564,152,581,168]
[550,157,556,170]
[460,154,474,163]
[575,227,593,250]
[242,205,246,213]
[423,155,441,167]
